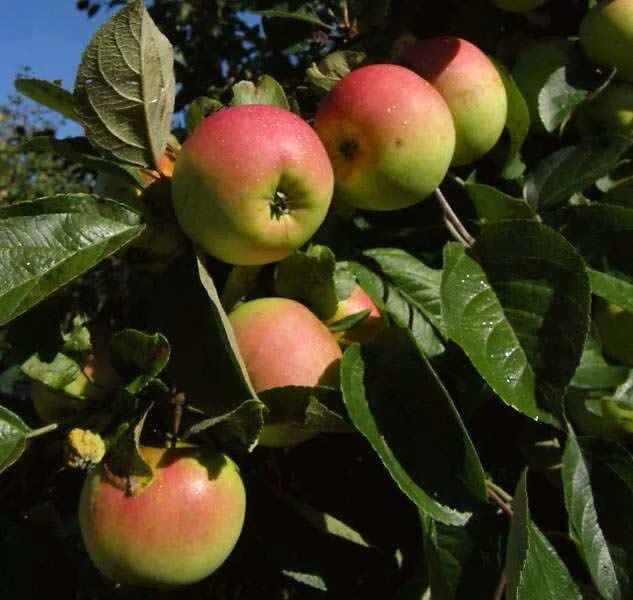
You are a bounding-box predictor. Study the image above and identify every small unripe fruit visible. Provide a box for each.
[229,298,343,446]
[576,83,633,140]
[79,446,245,588]
[595,300,633,366]
[326,285,385,345]
[491,0,550,12]
[580,0,633,83]
[314,64,455,211]
[172,105,334,266]
[404,37,508,166]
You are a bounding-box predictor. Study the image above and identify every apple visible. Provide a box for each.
[580,0,633,83]
[595,300,633,366]
[404,37,508,166]
[313,64,455,211]
[172,105,334,266]
[229,297,343,446]
[576,83,633,140]
[326,285,385,345]
[512,38,574,134]
[79,445,245,588]
[491,0,550,12]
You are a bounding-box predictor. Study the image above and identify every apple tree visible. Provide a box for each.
[2,0,633,597]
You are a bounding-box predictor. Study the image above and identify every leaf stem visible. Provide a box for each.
[435,187,475,247]
[486,480,513,504]
[26,423,58,439]
[492,572,507,600]
[486,486,513,518]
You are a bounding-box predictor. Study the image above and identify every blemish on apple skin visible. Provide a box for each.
[395,138,404,148]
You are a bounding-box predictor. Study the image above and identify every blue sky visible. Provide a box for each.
[1,1,108,132]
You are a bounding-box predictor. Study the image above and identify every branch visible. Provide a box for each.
[435,187,475,247]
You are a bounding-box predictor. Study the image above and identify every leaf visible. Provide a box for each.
[275,246,355,319]
[182,399,266,452]
[185,96,223,133]
[441,220,591,425]
[364,248,445,335]
[562,431,623,599]
[0,406,31,474]
[538,66,589,133]
[350,261,445,358]
[108,329,170,395]
[14,78,77,121]
[505,471,582,600]
[340,328,486,526]
[24,136,145,188]
[571,335,630,390]
[328,309,371,333]
[231,75,290,110]
[221,266,262,313]
[0,194,144,327]
[465,183,535,224]
[588,270,633,312]
[104,403,154,494]
[494,61,530,173]
[74,0,176,168]
[259,3,327,27]
[524,136,632,211]
[306,51,366,94]
[21,352,82,390]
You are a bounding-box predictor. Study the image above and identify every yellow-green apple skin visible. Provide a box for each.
[314,64,455,211]
[576,83,633,139]
[491,0,550,11]
[512,38,574,134]
[404,37,508,166]
[580,0,633,83]
[172,105,334,266]
[79,446,246,588]
[326,285,385,345]
[595,301,633,366]
[229,298,342,446]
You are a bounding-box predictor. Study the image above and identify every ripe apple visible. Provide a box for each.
[595,300,633,366]
[326,285,385,345]
[229,297,342,446]
[580,0,633,83]
[172,105,334,266]
[491,0,550,11]
[79,445,245,588]
[313,64,455,211]
[512,38,574,134]
[404,37,508,166]
[576,83,633,140]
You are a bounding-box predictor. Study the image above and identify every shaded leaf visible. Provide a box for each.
[306,51,366,94]
[538,66,589,133]
[231,75,289,109]
[259,3,328,26]
[0,194,144,327]
[15,78,77,121]
[465,183,535,223]
[185,96,223,133]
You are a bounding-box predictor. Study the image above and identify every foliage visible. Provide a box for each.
[1,0,633,597]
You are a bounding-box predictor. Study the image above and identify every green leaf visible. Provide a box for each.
[108,329,170,395]
[340,328,486,526]
[505,471,582,600]
[259,3,327,26]
[589,270,633,312]
[364,248,445,336]
[524,136,632,211]
[24,136,145,188]
[274,245,355,319]
[0,194,144,327]
[231,75,290,110]
[74,0,176,168]
[328,309,371,333]
[465,183,536,223]
[441,221,591,425]
[21,352,82,390]
[306,51,366,94]
[14,78,77,122]
[562,431,623,599]
[105,403,154,495]
[350,261,445,358]
[221,266,262,313]
[571,335,630,390]
[182,399,267,452]
[0,406,31,475]
[538,66,589,133]
[185,97,223,133]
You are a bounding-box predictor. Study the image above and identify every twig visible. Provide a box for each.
[435,187,475,247]
[487,480,513,504]
[492,572,507,600]
[487,487,513,518]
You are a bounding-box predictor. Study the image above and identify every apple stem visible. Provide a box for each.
[26,422,58,439]
[435,188,475,247]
